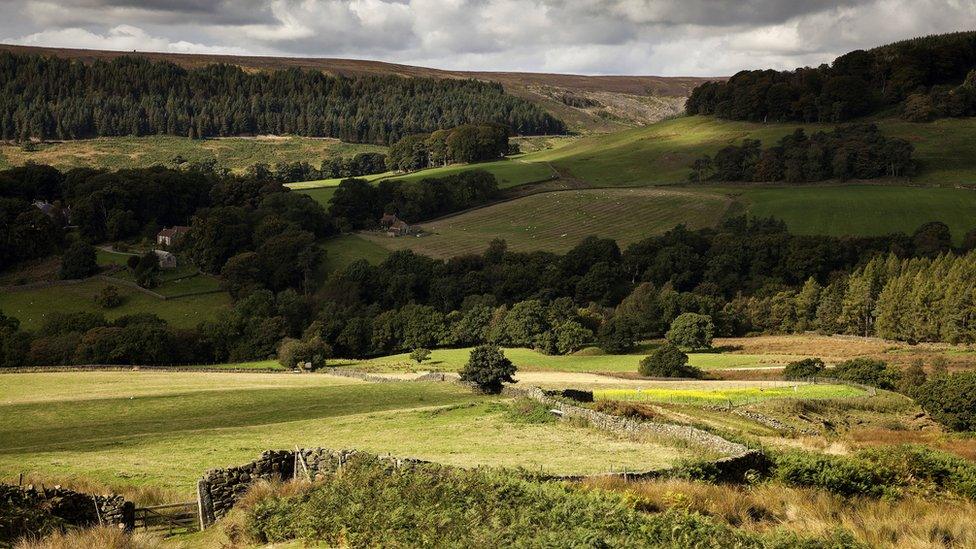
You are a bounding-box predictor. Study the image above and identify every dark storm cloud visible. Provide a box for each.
[3,0,974,75]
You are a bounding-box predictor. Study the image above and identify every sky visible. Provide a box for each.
[1,0,974,76]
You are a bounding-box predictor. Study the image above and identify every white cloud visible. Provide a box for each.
[12,24,249,54]
[2,0,974,75]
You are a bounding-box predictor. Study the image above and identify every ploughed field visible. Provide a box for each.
[0,371,699,498]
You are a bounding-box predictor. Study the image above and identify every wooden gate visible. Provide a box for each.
[133,502,199,533]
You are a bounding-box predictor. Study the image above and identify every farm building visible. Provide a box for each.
[32,200,71,225]
[157,226,191,247]
[154,249,178,270]
[379,214,415,237]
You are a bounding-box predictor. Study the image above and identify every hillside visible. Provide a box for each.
[0,44,715,133]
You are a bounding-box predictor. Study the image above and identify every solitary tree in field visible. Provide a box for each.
[410,348,431,365]
[459,344,516,394]
[665,313,715,350]
[639,343,699,378]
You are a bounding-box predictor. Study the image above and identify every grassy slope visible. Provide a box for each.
[319,234,391,271]
[733,185,976,243]
[361,188,731,257]
[0,372,694,494]
[0,278,229,330]
[340,346,805,373]
[534,115,976,187]
[0,136,384,173]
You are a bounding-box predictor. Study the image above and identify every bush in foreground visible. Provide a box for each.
[772,445,976,499]
[459,344,516,394]
[239,455,851,548]
[639,343,701,378]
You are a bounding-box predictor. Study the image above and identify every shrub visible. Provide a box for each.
[638,343,701,378]
[831,358,897,390]
[914,372,976,432]
[772,445,976,499]
[240,454,832,547]
[277,337,332,371]
[783,358,825,380]
[94,285,123,309]
[58,241,98,280]
[665,313,714,350]
[505,398,556,424]
[409,348,431,364]
[459,344,516,394]
[898,359,927,396]
[771,452,898,498]
[592,400,655,420]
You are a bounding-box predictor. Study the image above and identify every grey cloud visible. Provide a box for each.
[2,0,974,75]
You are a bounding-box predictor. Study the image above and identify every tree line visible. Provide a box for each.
[689,125,915,183]
[686,31,976,123]
[0,52,565,144]
[327,170,499,230]
[4,215,976,369]
[385,124,511,172]
[241,152,388,184]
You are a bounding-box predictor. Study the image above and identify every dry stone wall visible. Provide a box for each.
[197,448,436,526]
[1,483,134,531]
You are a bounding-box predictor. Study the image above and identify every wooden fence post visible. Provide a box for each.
[196,479,214,531]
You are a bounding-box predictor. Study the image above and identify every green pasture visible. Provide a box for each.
[319,234,391,272]
[361,187,731,258]
[532,115,976,187]
[0,371,694,496]
[341,346,796,373]
[595,384,865,406]
[0,279,229,330]
[385,158,557,189]
[732,185,976,243]
[0,135,384,173]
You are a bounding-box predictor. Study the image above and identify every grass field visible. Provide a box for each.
[291,157,557,210]
[0,135,385,173]
[0,371,696,496]
[530,115,976,187]
[595,384,865,406]
[732,185,976,243]
[386,158,557,188]
[319,234,390,271]
[340,345,799,374]
[0,279,229,330]
[359,188,731,257]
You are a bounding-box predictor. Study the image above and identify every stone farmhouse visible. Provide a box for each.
[157,226,191,247]
[379,213,416,237]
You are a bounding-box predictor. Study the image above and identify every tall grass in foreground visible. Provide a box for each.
[587,477,976,549]
[14,527,163,549]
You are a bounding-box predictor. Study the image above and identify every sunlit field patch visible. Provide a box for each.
[595,383,865,406]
